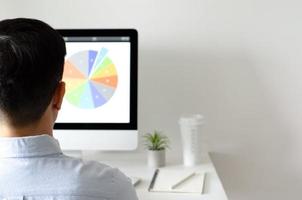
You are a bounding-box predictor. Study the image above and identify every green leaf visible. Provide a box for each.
[142,130,170,150]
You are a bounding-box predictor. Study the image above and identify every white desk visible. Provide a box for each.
[80,152,228,200]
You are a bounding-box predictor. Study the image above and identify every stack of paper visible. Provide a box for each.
[149,169,205,194]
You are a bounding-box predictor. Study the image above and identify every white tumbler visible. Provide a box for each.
[179,114,204,166]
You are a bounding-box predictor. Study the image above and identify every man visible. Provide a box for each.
[0,18,138,200]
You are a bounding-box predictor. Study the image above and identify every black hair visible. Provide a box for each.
[0,18,66,127]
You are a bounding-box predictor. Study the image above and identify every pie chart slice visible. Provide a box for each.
[67,51,89,76]
[88,50,98,75]
[90,80,116,100]
[63,48,118,109]
[88,82,107,107]
[65,81,87,107]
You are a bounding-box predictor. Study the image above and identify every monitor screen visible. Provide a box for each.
[54,30,137,130]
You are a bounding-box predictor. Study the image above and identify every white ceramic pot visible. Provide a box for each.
[148,149,166,168]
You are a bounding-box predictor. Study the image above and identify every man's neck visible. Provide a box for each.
[0,103,56,137]
[0,121,53,137]
[0,128,52,137]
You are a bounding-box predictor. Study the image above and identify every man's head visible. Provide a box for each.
[0,18,66,129]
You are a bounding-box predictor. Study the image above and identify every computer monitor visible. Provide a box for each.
[53,29,138,150]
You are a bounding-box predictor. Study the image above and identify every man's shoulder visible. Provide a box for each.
[57,155,119,186]
[56,155,137,199]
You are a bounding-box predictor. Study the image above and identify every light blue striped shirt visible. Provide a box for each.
[0,134,138,200]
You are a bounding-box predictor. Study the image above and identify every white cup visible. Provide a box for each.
[179,114,204,166]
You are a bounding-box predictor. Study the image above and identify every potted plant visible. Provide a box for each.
[143,130,169,168]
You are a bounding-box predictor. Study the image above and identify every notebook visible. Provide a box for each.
[148,169,205,194]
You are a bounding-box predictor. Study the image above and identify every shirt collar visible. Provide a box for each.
[0,134,62,158]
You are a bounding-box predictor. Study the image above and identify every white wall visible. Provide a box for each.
[1,0,302,199]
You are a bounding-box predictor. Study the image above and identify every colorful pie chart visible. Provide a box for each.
[63,48,118,109]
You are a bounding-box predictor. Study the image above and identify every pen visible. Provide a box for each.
[171,172,196,189]
[148,169,159,192]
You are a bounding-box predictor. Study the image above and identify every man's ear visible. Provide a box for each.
[53,82,65,111]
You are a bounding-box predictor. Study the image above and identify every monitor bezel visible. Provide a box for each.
[54,29,138,130]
